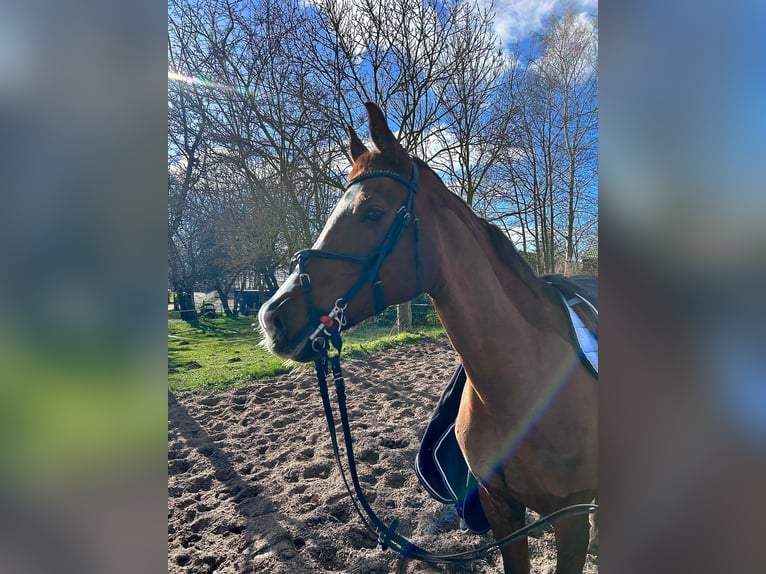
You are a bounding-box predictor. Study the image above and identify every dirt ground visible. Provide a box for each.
[168,336,598,573]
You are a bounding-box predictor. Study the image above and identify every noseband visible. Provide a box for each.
[291,159,421,354]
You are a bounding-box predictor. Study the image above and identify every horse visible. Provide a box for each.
[259,102,597,574]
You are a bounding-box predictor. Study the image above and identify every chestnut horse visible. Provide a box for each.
[259,102,597,573]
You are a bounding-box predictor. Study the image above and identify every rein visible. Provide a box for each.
[304,160,597,564]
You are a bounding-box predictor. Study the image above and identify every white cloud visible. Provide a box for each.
[484,0,557,43]
[478,0,597,45]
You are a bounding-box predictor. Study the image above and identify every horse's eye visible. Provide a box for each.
[363,207,385,223]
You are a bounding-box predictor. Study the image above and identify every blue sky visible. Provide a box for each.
[479,0,598,45]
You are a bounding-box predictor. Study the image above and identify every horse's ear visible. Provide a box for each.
[348,125,368,161]
[364,102,408,164]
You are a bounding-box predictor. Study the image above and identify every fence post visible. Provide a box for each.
[397,302,412,333]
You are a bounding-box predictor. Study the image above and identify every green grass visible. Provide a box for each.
[342,325,444,357]
[168,314,443,394]
[168,315,289,394]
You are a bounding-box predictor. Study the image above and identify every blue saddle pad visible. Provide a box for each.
[541,274,599,376]
[415,364,490,534]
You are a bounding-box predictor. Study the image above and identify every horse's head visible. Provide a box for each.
[259,103,434,361]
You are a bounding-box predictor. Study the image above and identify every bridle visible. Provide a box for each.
[291,159,421,355]
[293,158,597,564]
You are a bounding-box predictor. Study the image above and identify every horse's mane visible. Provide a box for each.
[413,158,544,297]
[478,218,544,297]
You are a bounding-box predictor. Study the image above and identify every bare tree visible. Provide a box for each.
[428,1,507,209]
[169,0,348,286]
[168,4,211,320]
[496,10,598,274]
[539,10,598,271]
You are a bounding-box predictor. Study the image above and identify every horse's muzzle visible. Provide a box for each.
[258,304,285,350]
[258,297,319,362]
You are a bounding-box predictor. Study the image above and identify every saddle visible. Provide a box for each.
[541,274,599,376]
[415,275,598,534]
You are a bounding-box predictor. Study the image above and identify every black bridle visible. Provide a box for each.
[298,158,597,564]
[291,159,421,355]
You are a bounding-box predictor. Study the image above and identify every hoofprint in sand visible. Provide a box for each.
[168,336,597,573]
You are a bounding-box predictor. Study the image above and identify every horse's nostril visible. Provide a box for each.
[273,314,284,332]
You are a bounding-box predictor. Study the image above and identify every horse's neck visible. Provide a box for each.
[428,208,573,405]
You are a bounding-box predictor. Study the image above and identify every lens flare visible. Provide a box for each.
[167,71,236,92]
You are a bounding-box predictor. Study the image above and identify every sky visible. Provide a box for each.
[478,0,598,45]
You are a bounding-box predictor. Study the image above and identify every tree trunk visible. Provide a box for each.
[215,281,234,318]
[176,291,197,322]
[217,289,234,317]
[233,290,242,317]
[397,302,412,333]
